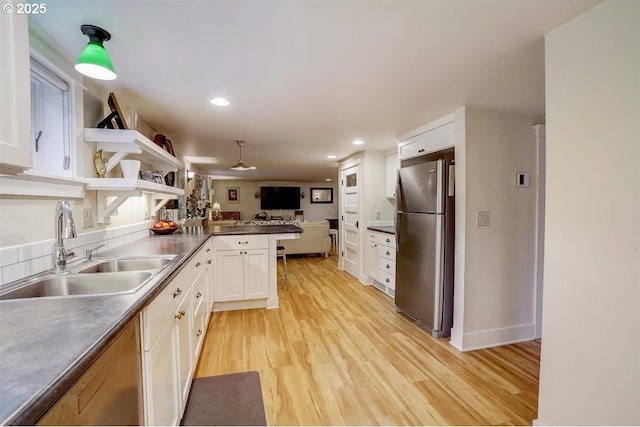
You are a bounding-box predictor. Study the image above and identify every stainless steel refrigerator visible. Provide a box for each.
[395,157,455,338]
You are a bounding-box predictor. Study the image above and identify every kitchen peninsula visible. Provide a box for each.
[0,224,301,425]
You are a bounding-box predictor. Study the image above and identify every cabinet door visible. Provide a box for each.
[368,241,379,281]
[175,289,193,413]
[244,249,269,299]
[192,271,207,362]
[214,251,244,301]
[0,6,31,174]
[145,319,180,426]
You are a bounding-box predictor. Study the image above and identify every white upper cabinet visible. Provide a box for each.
[0,9,31,174]
[397,114,455,161]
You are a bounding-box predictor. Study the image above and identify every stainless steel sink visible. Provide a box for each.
[0,271,153,300]
[78,257,172,273]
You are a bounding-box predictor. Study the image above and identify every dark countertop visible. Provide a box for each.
[208,224,303,235]
[0,224,300,425]
[367,225,395,235]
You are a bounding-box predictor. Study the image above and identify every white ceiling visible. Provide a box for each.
[30,0,599,181]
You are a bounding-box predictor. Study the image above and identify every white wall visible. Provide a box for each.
[537,1,640,425]
[209,180,338,221]
[450,106,538,350]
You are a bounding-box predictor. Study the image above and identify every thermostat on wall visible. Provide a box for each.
[516,172,529,188]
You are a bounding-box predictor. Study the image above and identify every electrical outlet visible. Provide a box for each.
[82,208,94,228]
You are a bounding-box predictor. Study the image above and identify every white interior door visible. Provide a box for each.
[341,164,360,279]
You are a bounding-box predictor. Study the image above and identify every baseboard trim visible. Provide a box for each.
[453,323,535,351]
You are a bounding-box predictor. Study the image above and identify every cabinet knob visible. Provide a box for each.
[196,261,202,268]
[386,278,390,283]
[173,288,182,298]
[386,251,390,256]
[386,264,390,269]
[207,259,212,264]
[196,292,202,299]
[386,238,390,243]
[197,329,203,338]
[175,310,185,320]
[206,248,211,252]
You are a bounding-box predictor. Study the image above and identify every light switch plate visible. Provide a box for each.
[82,208,93,228]
[476,211,490,227]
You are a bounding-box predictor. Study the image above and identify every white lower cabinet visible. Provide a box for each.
[367,230,396,297]
[142,240,212,426]
[146,313,180,426]
[214,235,269,302]
[176,287,194,414]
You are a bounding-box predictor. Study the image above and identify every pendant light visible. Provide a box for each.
[75,25,117,80]
[230,140,255,171]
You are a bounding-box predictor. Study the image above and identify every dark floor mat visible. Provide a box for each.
[181,371,266,426]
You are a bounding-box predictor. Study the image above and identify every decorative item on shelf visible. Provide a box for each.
[140,170,153,181]
[165,171,175,187]
[152,172,164,184]
[126,107,138,130]
[94,149,106,177]
[153,134,175,156]
[120,160,141,179]
[301,191,305,199]
[187,171,195,182]
[96,93,127,129]
[254,192,260,199]
[75,24,116,81]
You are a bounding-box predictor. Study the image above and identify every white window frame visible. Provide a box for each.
[0,47,86,198]
[30,55,73,177]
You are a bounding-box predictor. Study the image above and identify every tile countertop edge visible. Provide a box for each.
[0,225,303,425]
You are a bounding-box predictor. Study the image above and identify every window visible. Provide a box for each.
[30,57,72,177]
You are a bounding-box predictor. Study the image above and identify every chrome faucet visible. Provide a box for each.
[52,200,77,273]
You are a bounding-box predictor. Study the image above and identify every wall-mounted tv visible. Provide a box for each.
[260,186,301,210]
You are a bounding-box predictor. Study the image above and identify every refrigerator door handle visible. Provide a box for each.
[448,164,455,197]
[395,216,401,248]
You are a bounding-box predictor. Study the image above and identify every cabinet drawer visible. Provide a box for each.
[377,244,396,261]
[375,270,395,290]
[214,235,268,250]
[377,257,395,276]
[191,270,206,318]
[143,278,185,351]
[374,233,396,249]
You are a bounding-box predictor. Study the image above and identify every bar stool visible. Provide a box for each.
[277,245,288,289]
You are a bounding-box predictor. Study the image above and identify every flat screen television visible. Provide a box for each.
[260,186,301,210]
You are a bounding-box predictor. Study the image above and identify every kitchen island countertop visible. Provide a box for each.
[0,224,301,425]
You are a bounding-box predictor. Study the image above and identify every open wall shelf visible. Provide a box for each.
[84,128,185,223]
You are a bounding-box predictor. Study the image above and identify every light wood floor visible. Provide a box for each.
[195,255,541,426]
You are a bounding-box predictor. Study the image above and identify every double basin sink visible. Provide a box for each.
[0,256,175,300]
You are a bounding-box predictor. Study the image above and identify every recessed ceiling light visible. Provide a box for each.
[327,155,337,159]
[210,97,230,107]
[352,139,364,145]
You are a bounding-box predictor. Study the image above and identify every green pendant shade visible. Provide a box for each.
[75,25,117,80]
